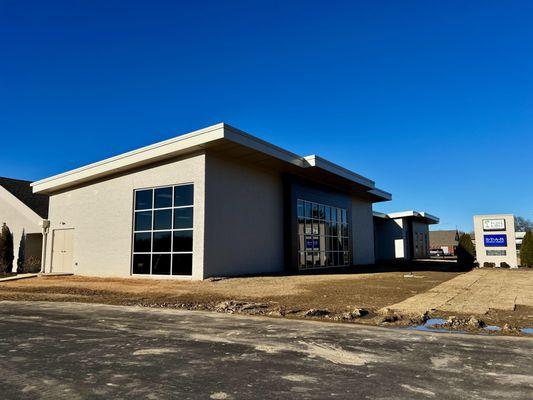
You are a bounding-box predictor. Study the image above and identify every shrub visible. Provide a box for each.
[457,233,475,268]
[0,223,14,274]
[24,256,41,273]
[483,262,495,268]
[521,231,533,268]
[500,262,510,269]
[16,230,26,274]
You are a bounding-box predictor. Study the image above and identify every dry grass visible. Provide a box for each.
[0,264,463,314]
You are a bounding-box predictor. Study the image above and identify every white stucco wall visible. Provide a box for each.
[351,197,375,265]
[374,217,432,260]
[0,187,43,270]
[411,220,430,258]
[473,214,518,268]
[203,153,284,277]
[44,153,206,279]
[374,217,405,260]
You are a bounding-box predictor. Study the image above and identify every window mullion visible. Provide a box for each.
[132,184,193,277]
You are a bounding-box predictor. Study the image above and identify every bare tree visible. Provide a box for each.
[515,216,533,232]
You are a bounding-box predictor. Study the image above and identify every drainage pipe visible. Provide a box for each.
[39,220,50,274]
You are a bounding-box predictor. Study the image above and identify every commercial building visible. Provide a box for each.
[32,123,396,279]
[429,230,459,255]
[373,211,439,261]
[473,214,518,268]
[0,177,49,269]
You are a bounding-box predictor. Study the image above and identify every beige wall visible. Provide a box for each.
[43,150,382,279]
[203,153,284,277]
[351,197,375,265]
[45,153,206,278]
[374,217,431,260]
[374,217,405,260]
[411,220,430,258]
[0,188,43,270]
[473,214,518,268]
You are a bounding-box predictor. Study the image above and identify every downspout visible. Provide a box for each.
[40,220,50,274]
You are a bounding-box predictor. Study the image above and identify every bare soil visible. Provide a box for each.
[0,263,460,312]
[1,262,531,335]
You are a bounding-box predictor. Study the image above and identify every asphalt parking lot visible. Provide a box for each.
[0,301,532,399]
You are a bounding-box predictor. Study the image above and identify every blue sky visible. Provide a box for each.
[1,1,532,231]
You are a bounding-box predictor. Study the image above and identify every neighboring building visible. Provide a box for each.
[0,177,49,269]
[429,230,459,255]
[32,123,393,279]
[473,214,518,268]
[373,211,439,261]
[515,231,526,251]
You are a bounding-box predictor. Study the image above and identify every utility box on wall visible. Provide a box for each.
[473,214,518,268]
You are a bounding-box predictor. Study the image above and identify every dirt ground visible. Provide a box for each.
[0,262,460,311]
[1,262,531,334]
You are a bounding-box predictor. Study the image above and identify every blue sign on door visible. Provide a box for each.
[484,234,507,247]
[305,238,319,249]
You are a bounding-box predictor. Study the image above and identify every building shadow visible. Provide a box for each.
[209,259,471,280]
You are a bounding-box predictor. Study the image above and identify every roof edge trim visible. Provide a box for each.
[374,210,439,224]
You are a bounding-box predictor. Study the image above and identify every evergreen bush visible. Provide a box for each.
[457,233,475,268]
[521,230,533,268]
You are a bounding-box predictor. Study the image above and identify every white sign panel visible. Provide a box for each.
[482,219,506,231]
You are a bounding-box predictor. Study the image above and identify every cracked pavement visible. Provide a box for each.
[385,268,533,314]
[0,301,532,399]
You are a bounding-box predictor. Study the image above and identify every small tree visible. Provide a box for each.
[515,216,533,232]
[4,225,14,273]
[457,233,475,268]
[0,224,5,273]
[521,230,533,268]
[17,230,26,274]
[0,223,14,274]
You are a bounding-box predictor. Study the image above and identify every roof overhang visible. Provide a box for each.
[373,210,439,225]
[32,123,391,202]
[0,185,44,230]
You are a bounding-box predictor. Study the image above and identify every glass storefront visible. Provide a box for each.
[297,199,351,269]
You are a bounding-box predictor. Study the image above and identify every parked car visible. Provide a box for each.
[430,248,445,257]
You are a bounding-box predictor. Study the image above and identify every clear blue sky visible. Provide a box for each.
[1,1,532,231]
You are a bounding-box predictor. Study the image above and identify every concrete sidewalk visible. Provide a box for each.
[385,269,533,315]
[0,273,38,283]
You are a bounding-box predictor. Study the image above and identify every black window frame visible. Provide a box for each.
[132,183,194,277]
[296,199,351,270]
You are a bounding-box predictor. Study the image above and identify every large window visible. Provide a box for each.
[297,199,351,269]
[132,184,194,276]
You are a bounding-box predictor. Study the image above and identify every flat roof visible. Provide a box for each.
[373,210,439,225]
[32,123,391,201]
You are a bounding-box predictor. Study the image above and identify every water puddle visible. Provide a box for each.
[404,318,464,334]
[404,318,532,335]
[484,325,501,332]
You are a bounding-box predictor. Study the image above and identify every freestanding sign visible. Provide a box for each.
[483,234,507,247]
[482,219,505,231]
[473,214,517,268]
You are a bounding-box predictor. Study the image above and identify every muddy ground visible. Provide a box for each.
[1,263,531,335]
[3,301,532,399]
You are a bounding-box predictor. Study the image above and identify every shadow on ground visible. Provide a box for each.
[224,259,469,279]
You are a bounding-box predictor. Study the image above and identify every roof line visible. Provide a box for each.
[373,210,439,224]
[31,123,226,188]
[223,124,307,167]
[31,123,390,199]
[303,155,375,189]
[0,185,44,227]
